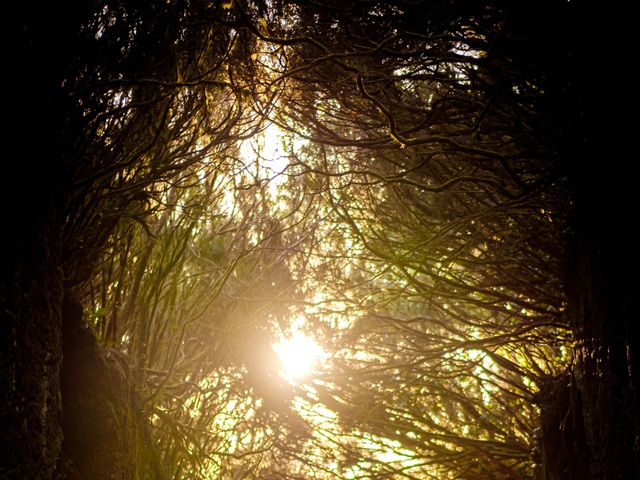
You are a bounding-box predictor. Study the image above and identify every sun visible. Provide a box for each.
[273,331,325,383]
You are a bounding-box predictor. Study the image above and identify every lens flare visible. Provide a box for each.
[273,332,325,383]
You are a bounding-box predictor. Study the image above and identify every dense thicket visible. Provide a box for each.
[4,1,271,477]
[2,1,635,479]
[256,2,573,478]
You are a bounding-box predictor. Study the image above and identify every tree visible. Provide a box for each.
[3,1,635,479]
[247,1,629,478]
[3,1,270,477]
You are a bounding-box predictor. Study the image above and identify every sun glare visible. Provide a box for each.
[273,332,325,383]
[239,122,288,184]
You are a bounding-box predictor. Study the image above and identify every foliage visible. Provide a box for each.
[8,1,594,479]
[248,2,573,477]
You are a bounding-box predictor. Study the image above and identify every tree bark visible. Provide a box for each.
[566,164,639,479]
[0,212,64,479]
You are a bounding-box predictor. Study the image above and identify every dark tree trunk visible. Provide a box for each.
[519,3,640,478]
[0,187,65,479]
[2,3,89,477]
[559,5,638,469]
[0,265,64,479]
[537,373,589,480]
[566,162,639,479]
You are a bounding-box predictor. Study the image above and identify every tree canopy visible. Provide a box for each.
[2,1,636,480]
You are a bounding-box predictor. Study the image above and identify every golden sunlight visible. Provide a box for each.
[273,331,325,383]
[239,121,288,185]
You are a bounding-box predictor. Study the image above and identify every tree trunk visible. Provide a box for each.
[537,373,589,480]
[566,163,639,479]
[0,215,64,478]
